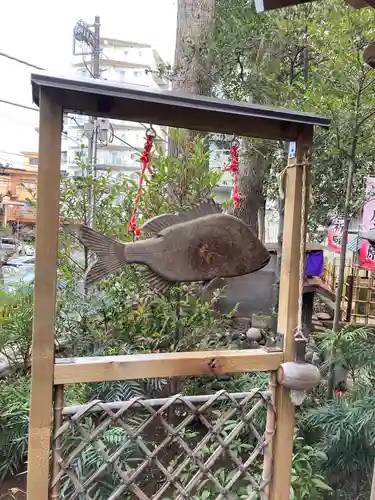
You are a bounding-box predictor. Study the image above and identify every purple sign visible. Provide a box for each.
[305,250,323,277]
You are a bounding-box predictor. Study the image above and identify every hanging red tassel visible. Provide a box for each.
[224,140,240,209]
[128,130,155,237]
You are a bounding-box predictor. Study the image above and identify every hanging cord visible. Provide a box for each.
[294,156,311,345]
[128,126,156,237]
[224,137,241,209]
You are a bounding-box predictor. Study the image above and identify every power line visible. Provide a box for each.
[0,51,45,71]
[0,99,38,112]
[0,151,25,158]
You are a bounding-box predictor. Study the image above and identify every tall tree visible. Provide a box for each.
[173,0,217,95]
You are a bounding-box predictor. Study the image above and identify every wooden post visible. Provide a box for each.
[370,456,375,500]
[269,127,313,500]
[27,90,62,500]
[51,385,64,500]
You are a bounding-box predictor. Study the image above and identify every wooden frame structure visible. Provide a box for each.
[27,71,329,500]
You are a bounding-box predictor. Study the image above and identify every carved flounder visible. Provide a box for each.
[79,200,270,292]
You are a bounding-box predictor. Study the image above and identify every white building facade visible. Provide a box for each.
[61,36,233,202]
[62,38,167,179]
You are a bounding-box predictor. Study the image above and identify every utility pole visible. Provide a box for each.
[73,16,101,229]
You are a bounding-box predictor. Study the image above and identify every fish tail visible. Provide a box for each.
[79,225,126,285]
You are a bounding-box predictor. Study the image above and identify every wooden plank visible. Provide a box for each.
[27,90,62,500]
[54,349,283,385]
[41,88,301,142]
[269,127,313,500]
[317,292,336,312]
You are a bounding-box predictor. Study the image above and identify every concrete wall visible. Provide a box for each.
[217,254,277,317]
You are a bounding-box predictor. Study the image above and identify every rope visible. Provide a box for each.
[294,156,311,344]
[127,127,156,237]
[224,138,241,209]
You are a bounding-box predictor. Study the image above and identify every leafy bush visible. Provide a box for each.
[298,324,375,499]
[0,284,33,375]
[290,435,332,499]
[0,377,30,480]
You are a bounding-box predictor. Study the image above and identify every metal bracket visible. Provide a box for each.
[264,332,284,352]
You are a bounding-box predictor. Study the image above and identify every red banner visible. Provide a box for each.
[359,177,375,271]
[327,218,345,253]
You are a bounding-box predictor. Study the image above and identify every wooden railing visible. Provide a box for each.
[50,350,280,499]
[323,257,375,325]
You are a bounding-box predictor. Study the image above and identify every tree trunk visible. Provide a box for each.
[258,199,266,243]
[173,0,216,95]
[232,141,269,235]
[168,0,216,406]
[169,0,216,157]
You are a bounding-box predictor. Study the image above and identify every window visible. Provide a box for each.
[61,151,67,164]
[118,70,126,82]
[134,70,142,78]
[21,180,36,191]
[28,157,38,166]
[124,50,128,57]
[138,50,143,57]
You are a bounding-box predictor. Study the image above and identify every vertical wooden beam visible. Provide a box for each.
[269,126,313,500]
[370,456,375,500]
[27,90,62,500]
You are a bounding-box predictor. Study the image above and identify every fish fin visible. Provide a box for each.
[141,199,222,236]
[141,214,177,236]
[79,225,126,285]
[141,267,173,294]
[176,199,222,224]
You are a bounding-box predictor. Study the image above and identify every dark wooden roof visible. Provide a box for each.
[31,71,330,140]
[255,0,313,12]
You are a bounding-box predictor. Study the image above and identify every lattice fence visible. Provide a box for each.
[51,389,274,500]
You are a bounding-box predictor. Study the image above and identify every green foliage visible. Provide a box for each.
[0,377,30,480]
[212,0,375,233]
[303,397,375,498]
[290,435,332,499]
[298,324,375,498]
[60,416,144,500]
[316,324,375,385]
[142,128,222,213]
[0,284,33,375]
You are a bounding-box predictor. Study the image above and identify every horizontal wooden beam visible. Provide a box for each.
[54,349,283,385]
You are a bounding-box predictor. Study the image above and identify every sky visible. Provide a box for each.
[0,0,177,167]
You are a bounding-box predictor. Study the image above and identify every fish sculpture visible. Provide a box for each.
[79,200,270,293]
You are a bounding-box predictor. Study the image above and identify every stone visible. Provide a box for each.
[248,340,260,349]
[305,350,314,362]
[233,316,251,329]
[246,327,262,341]
[312,352,321,365]
[312,319,323,326]
[316,312,331,321]
[251,313,272,329]
[0,356,10,378]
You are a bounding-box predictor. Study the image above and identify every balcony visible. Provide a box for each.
[6,204,36,224]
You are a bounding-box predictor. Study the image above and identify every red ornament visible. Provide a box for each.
[224,141,240,208]
[128,132,154,237]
